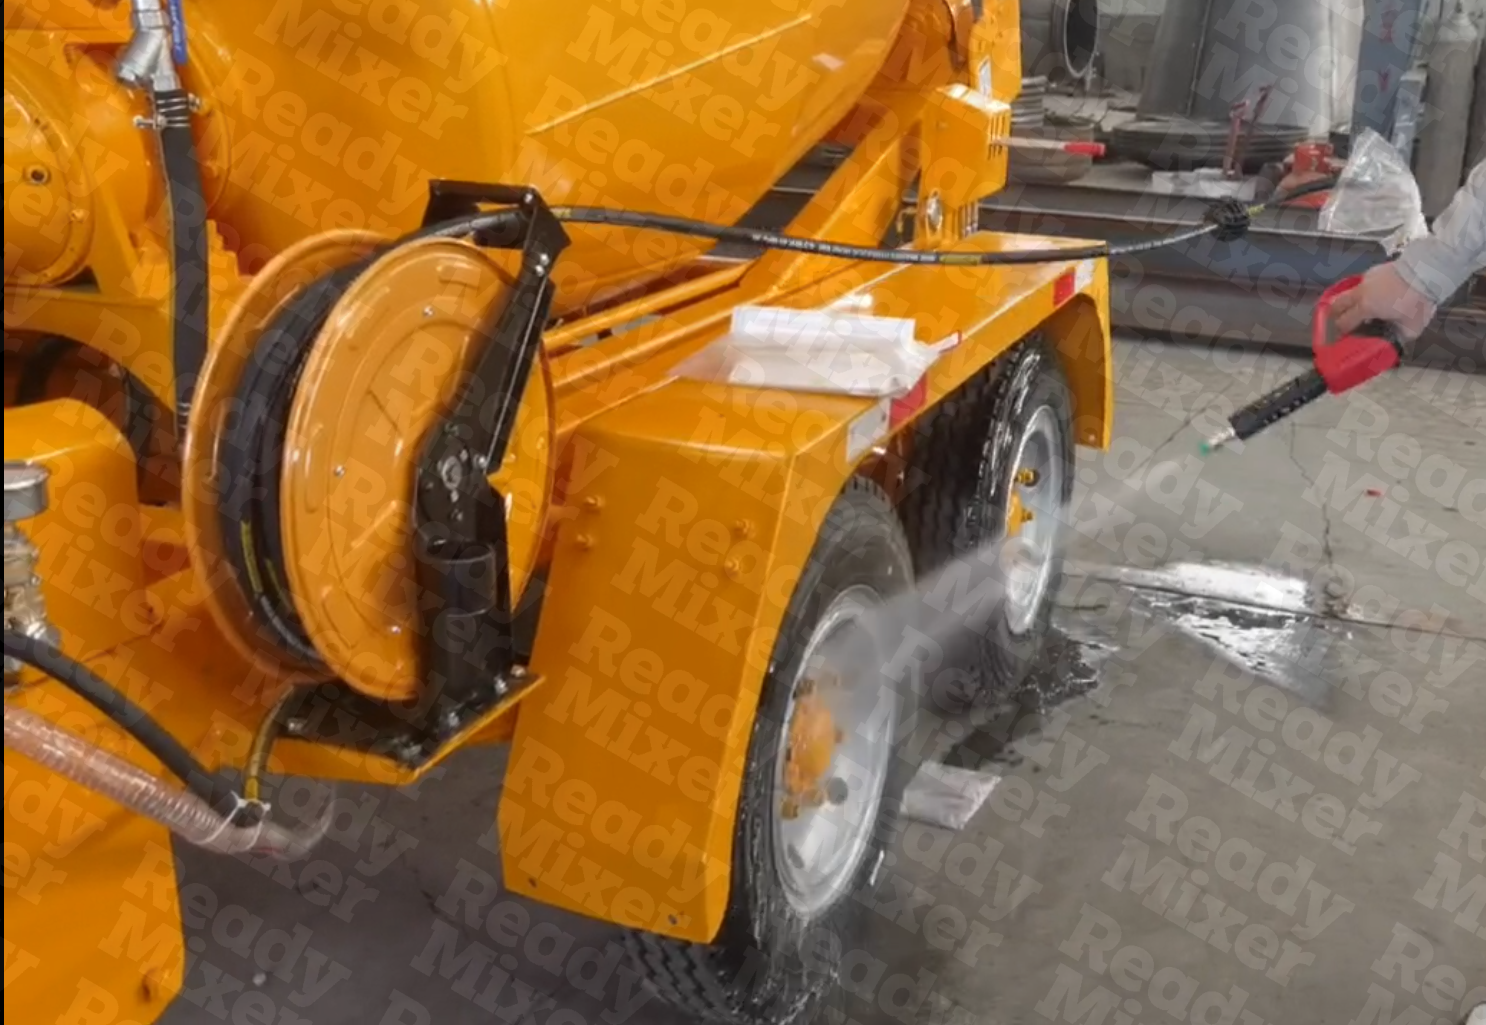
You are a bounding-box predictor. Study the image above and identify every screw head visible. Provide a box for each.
[924,192,944,232]
[438,455,464,491]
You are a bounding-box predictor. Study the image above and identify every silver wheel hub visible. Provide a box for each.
[1002,405,1064,636]
[771,585,897,917]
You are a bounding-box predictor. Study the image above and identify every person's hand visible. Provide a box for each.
[1329,261,1437,340]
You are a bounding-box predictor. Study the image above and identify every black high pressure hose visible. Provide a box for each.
[546,178,1337,266]
[14,336,160,469]
[4,633,243,821]
[155,88,209,438]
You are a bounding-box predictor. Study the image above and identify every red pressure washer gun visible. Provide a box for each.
[1202,276,1406,453]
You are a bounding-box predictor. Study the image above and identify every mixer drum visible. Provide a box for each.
[183,0,911,310]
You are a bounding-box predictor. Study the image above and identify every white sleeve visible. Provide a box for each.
[1396,159,1486,305]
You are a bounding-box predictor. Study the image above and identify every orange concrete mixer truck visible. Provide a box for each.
[3,1,1114,1021]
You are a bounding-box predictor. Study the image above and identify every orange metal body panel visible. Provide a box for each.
[3,405,179,1025]
[4,401,148,659]
[500,232,1110,941]
[6,681,186,1025]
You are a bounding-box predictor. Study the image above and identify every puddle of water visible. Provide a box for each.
[1022,624,1112,713]
[1076,560,1345,708]
[1073,559,1334,615]
[1147,591,1336,706]
[942,626,1109,772]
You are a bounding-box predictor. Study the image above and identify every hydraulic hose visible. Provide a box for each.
[5,703,325,859]
[115,0,206,437]
[2,632,241,820]
[546,178,1338,267]
[243,686,300,803]
[14,336,160,470]
[156,89,208,437]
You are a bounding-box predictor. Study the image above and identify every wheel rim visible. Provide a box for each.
[1002,405,1064,635]
[771,584,896,917]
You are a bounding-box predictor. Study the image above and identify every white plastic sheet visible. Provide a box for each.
[673,305,957,398]
[1319,128,1429,254]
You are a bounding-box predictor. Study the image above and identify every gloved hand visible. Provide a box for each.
[1328,261,1437,340]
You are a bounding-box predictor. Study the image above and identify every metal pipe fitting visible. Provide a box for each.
[4,704,328,859]
[116,0,182,94]
[4,464,57,683]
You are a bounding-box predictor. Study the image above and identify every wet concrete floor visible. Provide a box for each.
[162,339,1485,1025]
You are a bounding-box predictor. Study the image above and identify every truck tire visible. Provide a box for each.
[625,477,914,1025]
[899,336,1073,710]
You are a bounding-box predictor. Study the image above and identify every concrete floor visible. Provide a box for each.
[162,338,1485,1025]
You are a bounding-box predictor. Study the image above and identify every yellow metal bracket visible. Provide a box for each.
[918,84,1011,246]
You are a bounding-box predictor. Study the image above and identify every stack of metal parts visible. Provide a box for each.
[1012,1,1099,185]
[1013,76,1049,131]
[1009,74,1097,184]
[1112,0,1329,170]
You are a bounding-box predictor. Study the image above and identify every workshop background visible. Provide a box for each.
[3,1,1482,1024]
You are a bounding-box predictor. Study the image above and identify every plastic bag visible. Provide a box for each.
[672,304,957,398]
[902,762,1002,831]
[1319,128,1428,253]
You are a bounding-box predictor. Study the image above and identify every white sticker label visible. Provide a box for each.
[1075,258,1096,292]
[978,59,992,97]
[846,398,891,462]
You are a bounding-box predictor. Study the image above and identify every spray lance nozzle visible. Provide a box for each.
[1202,274,1406,453]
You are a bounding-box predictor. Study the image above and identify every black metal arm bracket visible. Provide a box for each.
[409,181,569,738]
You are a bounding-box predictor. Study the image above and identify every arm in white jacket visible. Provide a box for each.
[1396,159,1486,304]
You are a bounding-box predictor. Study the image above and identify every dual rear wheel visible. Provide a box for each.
[626,339,1074,1023]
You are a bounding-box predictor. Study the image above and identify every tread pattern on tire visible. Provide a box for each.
[623,476,912,1025]
[898,334,1073,708]
[625,931,753,1025]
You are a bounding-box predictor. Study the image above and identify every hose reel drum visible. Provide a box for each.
[184,194,560,712]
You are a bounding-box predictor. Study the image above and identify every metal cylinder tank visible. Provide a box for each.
[5,0,912,305]
[1136,0,1214,118]
[1417,6,1480,216]
[1137,0,1345,134]
[1021,0,1101,81]
[1471,24,1486,170]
